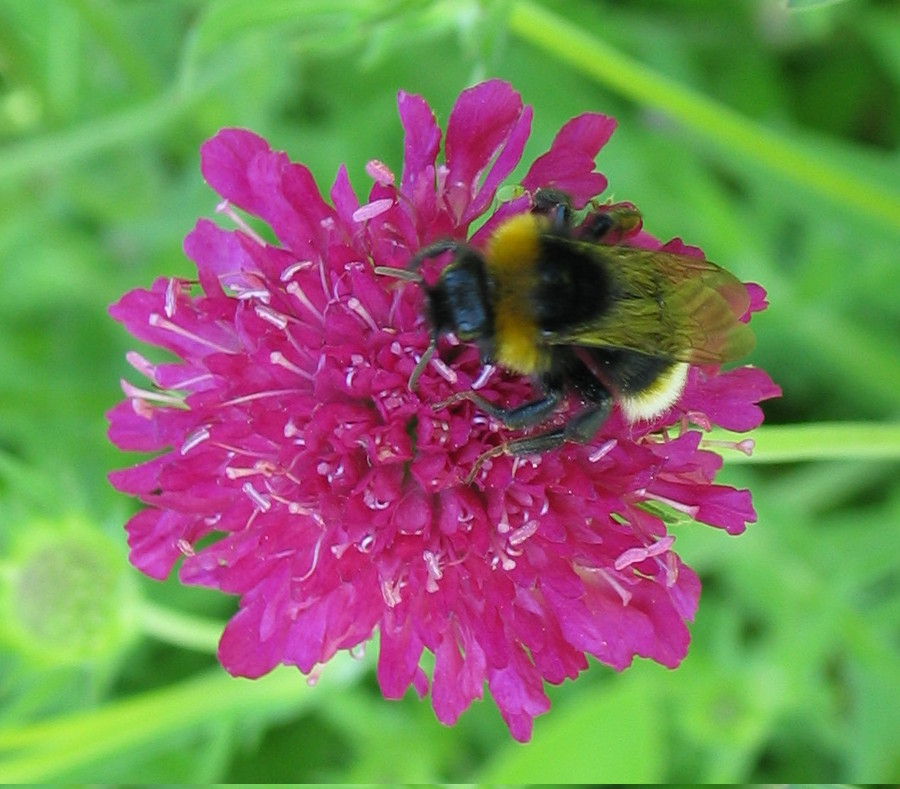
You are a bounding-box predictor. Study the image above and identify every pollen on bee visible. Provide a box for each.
[484,213,546,376]
[485,213,541,272]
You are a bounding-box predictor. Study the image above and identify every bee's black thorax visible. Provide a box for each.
[532,237,615,331]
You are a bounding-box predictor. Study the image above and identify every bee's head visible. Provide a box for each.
[427,249,494,343]
[376,242,495,391]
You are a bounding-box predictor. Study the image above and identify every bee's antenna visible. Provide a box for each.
[408,341,435,391]
[406,239,460,272]
[374,265,422,283]
[375,239,461,391]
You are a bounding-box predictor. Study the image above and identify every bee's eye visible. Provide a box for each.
[439,255,492,341]
[452,303,489,340]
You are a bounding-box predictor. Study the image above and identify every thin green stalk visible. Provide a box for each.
[703,422,900,464]
[0,655,369,782]
[508,1,900,234]
[136,600,223,654]
[0,63,231,186]
[0,87,187,185]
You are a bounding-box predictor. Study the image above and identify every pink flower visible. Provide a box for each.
[108,79,779,741]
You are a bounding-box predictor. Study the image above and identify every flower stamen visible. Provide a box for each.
[241,481,271,512]
[181,426,211,454]
[285,281,325,323]
[254,305,289,329]
[215,199,267,246]
[148,313,235,353]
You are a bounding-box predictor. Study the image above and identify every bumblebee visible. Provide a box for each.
[377,189,754,459]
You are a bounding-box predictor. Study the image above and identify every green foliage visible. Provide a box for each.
[1,0,898,782]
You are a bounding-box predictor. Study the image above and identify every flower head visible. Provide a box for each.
[108,80,779,741]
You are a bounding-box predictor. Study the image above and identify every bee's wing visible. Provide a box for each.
[546,247,755,364]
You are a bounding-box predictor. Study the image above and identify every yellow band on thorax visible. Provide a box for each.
[484,213,548,376]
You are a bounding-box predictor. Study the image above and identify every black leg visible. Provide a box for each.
[436,386,563,430]
[531,188,573,231]
[453,352,616,482]
[502,350,614,455]
[579,204,642,243]
[503,398,612,456]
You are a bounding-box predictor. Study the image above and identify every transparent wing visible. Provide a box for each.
[546,245,755,364]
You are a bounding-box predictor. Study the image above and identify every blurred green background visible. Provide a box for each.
[1,0,899,782]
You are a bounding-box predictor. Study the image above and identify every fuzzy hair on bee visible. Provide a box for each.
[376,189,754,462]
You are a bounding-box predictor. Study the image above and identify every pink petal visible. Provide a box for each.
[444,80,529,224]
[522,113,616,207]
[200,129,335,259]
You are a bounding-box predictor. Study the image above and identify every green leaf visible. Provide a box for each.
[478,672,665,783]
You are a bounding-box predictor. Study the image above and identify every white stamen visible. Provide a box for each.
[241,482,271,512]
[181,427,210,454]
[254,304,289,329]
[352,198,393,223]
[471,364,496,390]
[296,534,323,582]
[430,357,458,384]
[614,535,675,571]
[358,534,375,553]
[220,388,298,407]
[164,278,181,318]
[148,313,234,353]
[423,550,443,592]
[363,488,390,510]
[225,466,259,480]
[170,371,215,390]
[331,543,350,559]
[270,351,313,380]
[381,578,403,608]
[280,260,315,282]
[588,439,617,463]
[346,297,378,331]
[285,281,325,323]
[239,288,271,304]
[126,351,156,381]
[365,159,395,186]
[637,490,700,519]
[215,199,267,245]
[284,421,302,440]
[701,437,755,457]
[508,519,539,547]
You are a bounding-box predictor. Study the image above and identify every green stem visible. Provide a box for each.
[508,0,900,234]
[0,655,370,781]
[703,422,900,463]
[136,600,224,654]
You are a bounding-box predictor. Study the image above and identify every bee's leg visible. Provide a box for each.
[531,188,573,230]
[500,353,613,456]
[503,398,613,456]
[436,385,564,429]
[580,205,642,243]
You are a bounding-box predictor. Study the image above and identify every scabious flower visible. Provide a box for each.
[108,79,779,741]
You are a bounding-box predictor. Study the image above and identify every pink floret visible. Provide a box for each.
[108,79,779,741]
